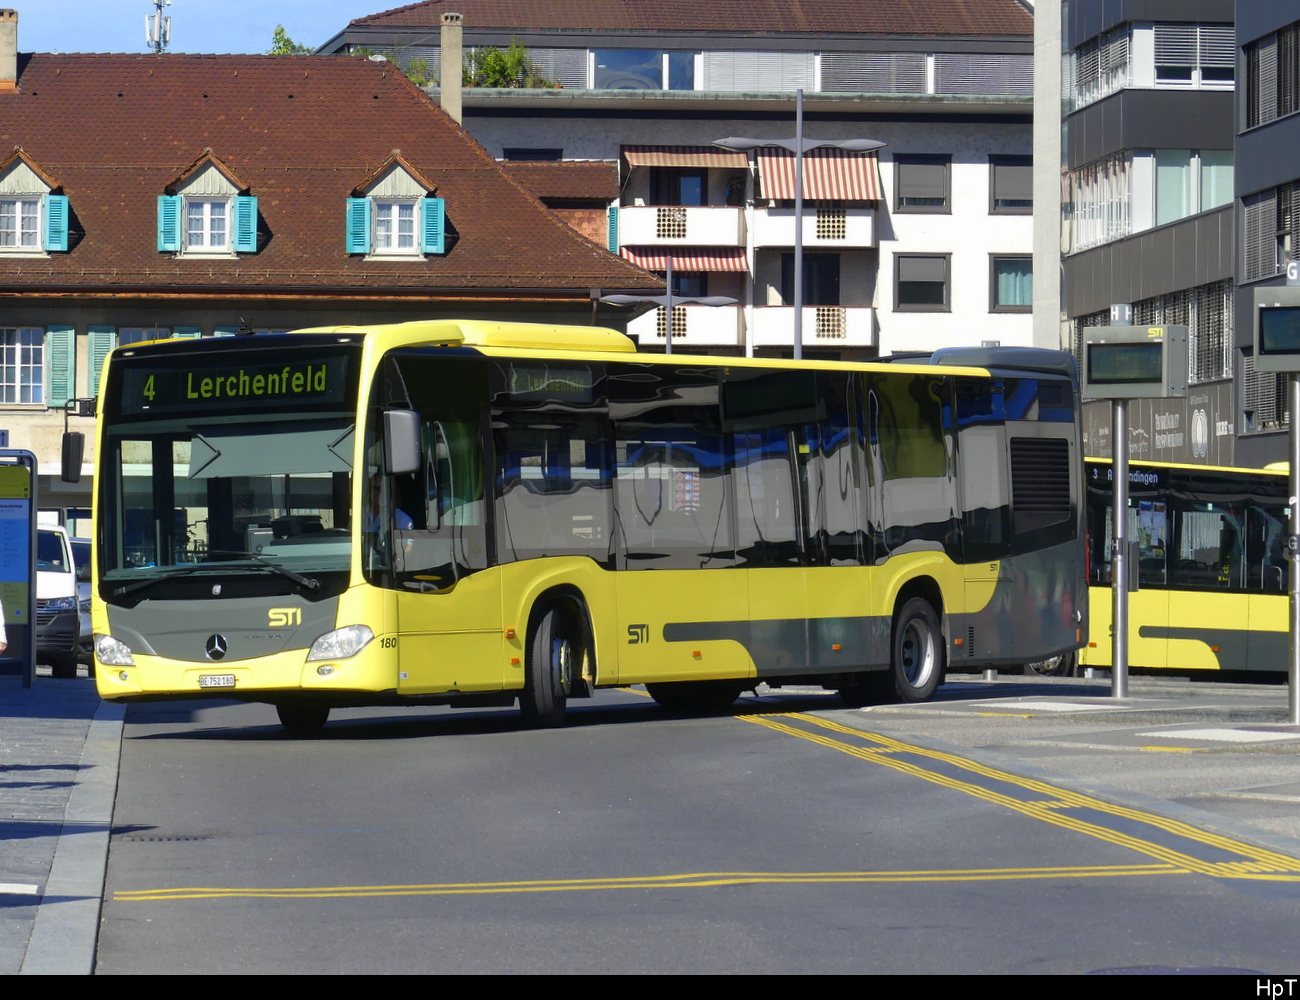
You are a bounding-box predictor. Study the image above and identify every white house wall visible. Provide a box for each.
[470,114,1032,355]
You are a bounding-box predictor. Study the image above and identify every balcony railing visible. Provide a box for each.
[618,206,745,246]
[752,205,875,248]
[750,306,875,348]
[627,304,743,347]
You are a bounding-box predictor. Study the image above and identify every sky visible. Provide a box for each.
[16,1,380,55]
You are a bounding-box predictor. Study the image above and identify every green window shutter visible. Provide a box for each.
[346,198,371,254]
[45,325,75,408]
[233,196,258,252]
[607,204,619,252]
[88,326,117,397]
[420,197,445,254]
[44,194,69,252]
[172,326,202,339]
[157,195,181,252]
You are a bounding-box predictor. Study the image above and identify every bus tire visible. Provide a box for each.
[1024,651,1076,677]
[646,680,743,712]
[890,598,944,703]
[520,604,572,729]
[276,701,330,735]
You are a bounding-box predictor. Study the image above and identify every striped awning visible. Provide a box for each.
[622,146,749,169]
[621,247,749,272]
[756,149,882,201]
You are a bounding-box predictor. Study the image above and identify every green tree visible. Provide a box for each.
[269,25,312,55]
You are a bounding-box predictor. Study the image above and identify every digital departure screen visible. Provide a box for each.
[1258,305,1300,357]
[1086,341,1163,385]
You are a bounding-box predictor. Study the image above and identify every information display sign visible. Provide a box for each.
[1253,287,1300,372]
[1080,326,1188,400]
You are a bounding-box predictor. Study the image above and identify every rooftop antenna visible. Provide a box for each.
[146,0,172,54]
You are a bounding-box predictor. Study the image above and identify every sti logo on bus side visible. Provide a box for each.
[269,608,302,627]
[627,624,649,644]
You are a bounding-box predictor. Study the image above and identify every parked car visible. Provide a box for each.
[69,537,93,673]
[36,526,80,678]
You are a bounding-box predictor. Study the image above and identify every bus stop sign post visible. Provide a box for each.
[1081,325,1187,700]
[1253,287,1300,725]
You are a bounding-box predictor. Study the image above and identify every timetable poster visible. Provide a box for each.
[0,463,31,628]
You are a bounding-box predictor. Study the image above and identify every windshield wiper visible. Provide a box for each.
[111,551,321,598]
[207,550,321,592]
[112,564,215,598]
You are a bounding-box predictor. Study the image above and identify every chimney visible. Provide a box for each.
[440,11,463,124]
[0,10,17,93]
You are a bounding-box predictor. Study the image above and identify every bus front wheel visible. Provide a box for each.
[521,605,573,729]
[276,701,330,735]
[890,598,944,703]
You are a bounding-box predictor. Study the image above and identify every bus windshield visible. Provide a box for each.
[99,413,355,596]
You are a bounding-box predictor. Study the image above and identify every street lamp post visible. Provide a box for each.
[714,90,885,360]
[601,274,737,351]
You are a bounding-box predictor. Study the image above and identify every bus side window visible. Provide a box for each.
[1249,504,1287,593]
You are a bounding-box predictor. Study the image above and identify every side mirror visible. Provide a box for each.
[61,432,85,484]
[383,410,421,476]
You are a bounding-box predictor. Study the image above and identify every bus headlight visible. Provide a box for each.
[95,634,135,666]
[306,625,374,661]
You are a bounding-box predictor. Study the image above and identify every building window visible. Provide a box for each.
[991,256,1032,312]
[1129,280,1232,385]
[781,253,840,306]
[1242,183,1300,284]
[1246,21,1300,129]
[650,168,707,207]
[894,156,950,213]
[1154,23,1235,88]
[185,199,228,251]
[373,201,418,254]
[158,194,256,255]
[1067,153,1131,252]
[593,49,695,90]
[990,156,1032,214]
[1069,26,1130,111]
[345,196,445,257]
[0,198,40,250]
[895,254,949,311]
[0,328,43,404]
[503,148,563,161]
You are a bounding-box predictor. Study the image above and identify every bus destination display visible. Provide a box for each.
[117,354,352,416]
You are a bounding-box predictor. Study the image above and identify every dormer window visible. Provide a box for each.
[157,153,257,257]
[186,199,229,251]
[346,153,445,258]
[373,200,419,254]
[0,151,69,255]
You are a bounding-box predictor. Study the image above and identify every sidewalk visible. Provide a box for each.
[0,673,123,976]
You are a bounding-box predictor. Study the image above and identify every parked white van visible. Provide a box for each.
[36,525,80,677]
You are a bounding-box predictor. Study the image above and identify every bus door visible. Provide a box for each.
[1166,494,1245,671]
[610,366,749,684]
[374,355,500,695]
[1247,500,1288,671]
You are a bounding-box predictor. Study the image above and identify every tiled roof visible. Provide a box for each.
[0,54,659,295]
[352,0,1033,37]
[503,161,619,201]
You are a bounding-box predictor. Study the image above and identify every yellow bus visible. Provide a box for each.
[1079,457,1288,678]
[91,321,1087,732]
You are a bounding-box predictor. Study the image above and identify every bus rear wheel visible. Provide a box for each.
[1023,651,1076,677]
[520,604,573,729]
[276,701,330,735]
[890,598,944,703]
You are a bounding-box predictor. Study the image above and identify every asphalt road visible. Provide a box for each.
[96,685,1300,974]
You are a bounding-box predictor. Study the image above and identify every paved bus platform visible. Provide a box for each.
[2,669,1299,974]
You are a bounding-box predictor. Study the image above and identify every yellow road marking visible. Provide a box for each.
[743,712,1300,880]
[115,863,1184,903]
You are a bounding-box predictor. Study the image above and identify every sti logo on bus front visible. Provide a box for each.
[269,608,302,627]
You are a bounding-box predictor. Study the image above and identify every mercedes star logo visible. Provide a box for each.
[205,634,229,660]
